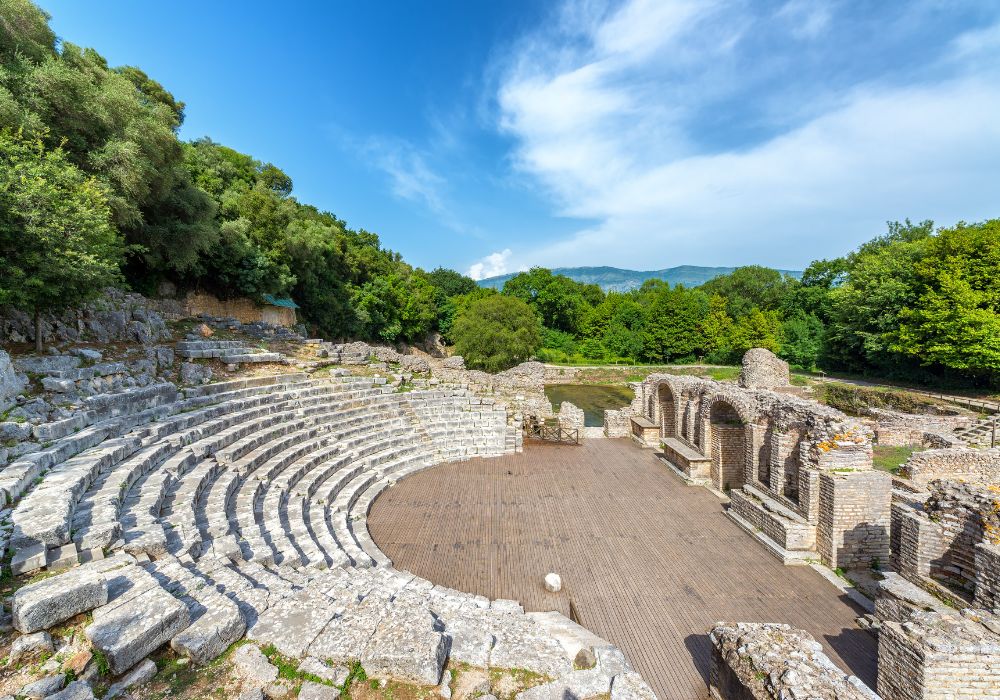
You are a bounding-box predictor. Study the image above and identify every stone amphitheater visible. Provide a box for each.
[0,306,998,700]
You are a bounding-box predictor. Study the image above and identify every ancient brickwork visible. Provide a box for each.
[636,355,885,569]
[877,611,1000,700]
[709,623,876,700]
[900,447,1000,487]
[976,542,1000,612]
[817,471,893,570]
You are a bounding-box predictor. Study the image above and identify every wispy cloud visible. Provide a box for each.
[492,0,1000,270]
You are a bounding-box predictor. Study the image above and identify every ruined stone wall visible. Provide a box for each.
[709,623,876,700]
[900,447,1000,487]
[737,348,790,390]
[557,401,585,432]
[877,611,1000,700]
[975,542,1000,612]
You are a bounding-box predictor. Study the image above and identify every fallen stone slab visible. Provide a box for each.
[610,672,657,700]
[299,680,341,700]
[515,669,611,700]
[232,644,278,684]
[103,658,157,699]
[12,568,108,633]
[362,606,447,686]
[171,595,246,664]
[8,630,53,664]
[19,673,64,698]
[85,585,190,675]
[45,680,96,700]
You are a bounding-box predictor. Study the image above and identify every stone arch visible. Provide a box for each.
[704,394,754,492]
[650,380,679,439]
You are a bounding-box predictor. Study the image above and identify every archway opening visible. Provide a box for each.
[657,384,676,439]
[709,401,747,491]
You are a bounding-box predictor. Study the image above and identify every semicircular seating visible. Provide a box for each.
[5,370,656,698]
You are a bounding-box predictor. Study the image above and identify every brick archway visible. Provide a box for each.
[707,398,749,492]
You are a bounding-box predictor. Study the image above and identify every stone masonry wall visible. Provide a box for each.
[817,470,892,570]
[709,623,876,700]
[877,611,1000,700]
[975,542,1000,612]
[557,401,585,432]
[900,447,1000,487]
[712,425,746,491]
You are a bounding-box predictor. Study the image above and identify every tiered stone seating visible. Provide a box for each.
[4,369,656,700]
[176,339,284,364]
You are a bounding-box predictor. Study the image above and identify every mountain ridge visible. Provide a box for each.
[476,265,803,291]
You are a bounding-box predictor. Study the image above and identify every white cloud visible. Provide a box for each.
[490,0,1000,270]
[467,249,515,280]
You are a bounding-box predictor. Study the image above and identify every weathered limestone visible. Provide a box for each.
[86,584,191,675]
[12,567,109,633]
[738,348,790,390]
[9,631,53,664]
[557,402,584,433]
[709,623,876,700]
[878,611,1000,700]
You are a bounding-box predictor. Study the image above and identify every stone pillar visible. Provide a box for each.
[817,470,892,570]
[878,612,1000,700]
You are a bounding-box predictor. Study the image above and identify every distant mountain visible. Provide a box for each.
[476,265,803,292]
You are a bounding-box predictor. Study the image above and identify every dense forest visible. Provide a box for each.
[0,0,997,388]
[468,217,1000,388]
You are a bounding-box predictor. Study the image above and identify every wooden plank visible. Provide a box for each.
[367,439,877,700]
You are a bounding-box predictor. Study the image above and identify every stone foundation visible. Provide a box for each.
[709,622,876,700]
[878,611,1000,700]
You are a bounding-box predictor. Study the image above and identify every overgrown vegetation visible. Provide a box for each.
[817,382,951,416]
[872,445,918,474]
[2,0,999,385]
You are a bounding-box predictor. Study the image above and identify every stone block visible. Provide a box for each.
[48,543,79,570]
[85,585,190,675]
[10,543,47,576]
[45,680,96,699]
[12,568,108,633]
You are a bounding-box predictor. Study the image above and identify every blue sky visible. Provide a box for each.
[40,0,1000,278]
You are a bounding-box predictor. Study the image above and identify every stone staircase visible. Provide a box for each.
[176,339,285,365]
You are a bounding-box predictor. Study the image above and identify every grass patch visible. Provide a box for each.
[817,382,954,417]
[872,445,918,474]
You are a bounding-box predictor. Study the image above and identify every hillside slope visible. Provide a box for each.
[477,265,803,291]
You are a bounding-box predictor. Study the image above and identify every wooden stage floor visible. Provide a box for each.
[367,439,876,700]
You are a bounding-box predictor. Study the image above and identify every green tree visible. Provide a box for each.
[700,294,736,362]
[890,220,1000,378]
[699,265,795,318]
[0,130,124,350]
[779,310,824,370]
[729,308,782,356]
[640,285,709,363]
[502,267,597,334]
[452,295,542,372]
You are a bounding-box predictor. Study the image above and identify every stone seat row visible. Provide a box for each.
[11,374,388,569]
[55,375,505,575]
[6,368,656,700]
